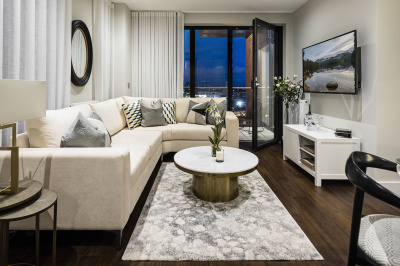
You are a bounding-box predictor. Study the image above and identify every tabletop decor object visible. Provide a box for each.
[273,75,303,124]
[216,149,224,162]
[0,79,46,195]
[206,103,225,157]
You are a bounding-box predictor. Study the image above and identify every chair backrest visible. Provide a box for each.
[346,151,400,266]
[345,151,400,209]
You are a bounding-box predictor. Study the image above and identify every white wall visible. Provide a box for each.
[114,3,132,97]
[376,0,400,188]
[293,0,377,159]
[185,13,294,81]
[71,0,93,104]
[293,0,400,190]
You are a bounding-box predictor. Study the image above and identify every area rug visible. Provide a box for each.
[122,163,323,261]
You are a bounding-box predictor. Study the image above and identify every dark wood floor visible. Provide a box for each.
[8,143,400,265]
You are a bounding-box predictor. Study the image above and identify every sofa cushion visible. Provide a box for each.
[134,123,226,142]
[88,113,112,147]
[61,112,107,147]
[162,98,191,123]
[140,99,165,127]
[25,104,92,148]
[186,101,208,125]
[207,99,226,126]
[122,101,142,129]
[152,100,177,124]
[111,130,162,159]
[89,98,126,136]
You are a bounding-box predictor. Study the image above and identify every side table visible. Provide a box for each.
[0,181,57,266]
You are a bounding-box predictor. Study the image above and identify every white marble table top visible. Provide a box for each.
[174,146,259,175]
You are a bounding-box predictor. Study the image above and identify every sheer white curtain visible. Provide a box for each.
[93,0,114,101]
[132,11,184,98]
[0,0,71,146]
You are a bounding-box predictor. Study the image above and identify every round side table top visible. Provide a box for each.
[0,189,57,222]
[0,180,43,211]
[174,146,259,177]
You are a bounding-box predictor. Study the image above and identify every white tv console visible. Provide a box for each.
[283,124,360,186]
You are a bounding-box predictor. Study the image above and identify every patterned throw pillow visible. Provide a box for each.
[186,100,209,125]
[122,101,142,129]
[152,100,177,124]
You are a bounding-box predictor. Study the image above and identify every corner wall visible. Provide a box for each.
[71,0,93,104]
[292,0,377,162]
[376,0,400,188]
[114,3,132,97]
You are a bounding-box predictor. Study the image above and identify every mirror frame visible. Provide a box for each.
[71,20,93,86]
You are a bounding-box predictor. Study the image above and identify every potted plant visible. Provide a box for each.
[273,75,303,124]
[206,103,225,157]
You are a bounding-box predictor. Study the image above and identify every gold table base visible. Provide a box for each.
[192,175,239,202]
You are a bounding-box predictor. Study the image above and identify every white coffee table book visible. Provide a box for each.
[283,124,360,186]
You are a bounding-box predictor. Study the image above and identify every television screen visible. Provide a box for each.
[303,30,357,94]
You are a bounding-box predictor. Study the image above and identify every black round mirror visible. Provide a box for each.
[71,20,93,86]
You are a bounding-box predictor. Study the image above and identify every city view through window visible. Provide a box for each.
[183,29,253,117]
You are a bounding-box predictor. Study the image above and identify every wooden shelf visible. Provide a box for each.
[303,145,315,154]
[301,158,315,171]
[299,147,315,157]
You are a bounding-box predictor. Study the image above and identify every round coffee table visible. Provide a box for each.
[174,146,258,202]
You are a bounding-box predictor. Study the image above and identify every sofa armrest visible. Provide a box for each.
[225,111,239,148]
[0,147,131,230]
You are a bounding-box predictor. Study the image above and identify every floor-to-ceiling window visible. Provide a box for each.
[184,26,254,142]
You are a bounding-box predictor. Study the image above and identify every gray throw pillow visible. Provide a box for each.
[61,112,107,147]
[88,112,112,147]
[140,99,166,127]
[186,100,209,125]
[207,99,226,126]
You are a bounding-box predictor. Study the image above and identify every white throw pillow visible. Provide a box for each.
[89,99,125,135]
[25,104,92,148]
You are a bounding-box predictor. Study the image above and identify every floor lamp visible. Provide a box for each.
[0,79,46,195]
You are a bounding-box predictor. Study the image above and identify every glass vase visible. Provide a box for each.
[284,102,299,124]
[211,145,221,157]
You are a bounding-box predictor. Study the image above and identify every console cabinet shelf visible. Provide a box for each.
[283,124,360,186]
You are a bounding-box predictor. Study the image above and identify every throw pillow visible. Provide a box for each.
[186,100,209,125]
[140,99,166,127]
[152,100,177,124]
[61,112,107,147]
[122,101,142,129]
[88,112,112,147]
[207,99,226,126]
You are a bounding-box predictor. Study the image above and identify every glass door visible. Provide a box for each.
[252,18,281,151]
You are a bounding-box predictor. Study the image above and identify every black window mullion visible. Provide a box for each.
[190,28,195,98]
[227,28,233,111]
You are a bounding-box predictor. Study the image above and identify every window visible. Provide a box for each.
[184,27,253,112]
[195,29,228,98]
[183,29,190,97]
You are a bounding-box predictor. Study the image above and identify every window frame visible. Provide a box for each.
[184,26,253,111]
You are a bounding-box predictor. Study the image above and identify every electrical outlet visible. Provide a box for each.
[128,83,130,89]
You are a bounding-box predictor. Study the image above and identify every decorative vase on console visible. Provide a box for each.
[273,75,303,124]
[206,103,225,157]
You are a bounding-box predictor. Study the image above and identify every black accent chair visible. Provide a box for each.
[345,152,400,266]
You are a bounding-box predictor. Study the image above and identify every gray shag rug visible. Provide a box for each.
[122,163,323,261]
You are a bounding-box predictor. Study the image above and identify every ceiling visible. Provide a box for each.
[112,0,309,13]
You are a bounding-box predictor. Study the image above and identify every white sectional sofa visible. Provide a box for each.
[0,96,239,244]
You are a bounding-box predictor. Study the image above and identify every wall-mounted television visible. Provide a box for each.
[303,30,358,94]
